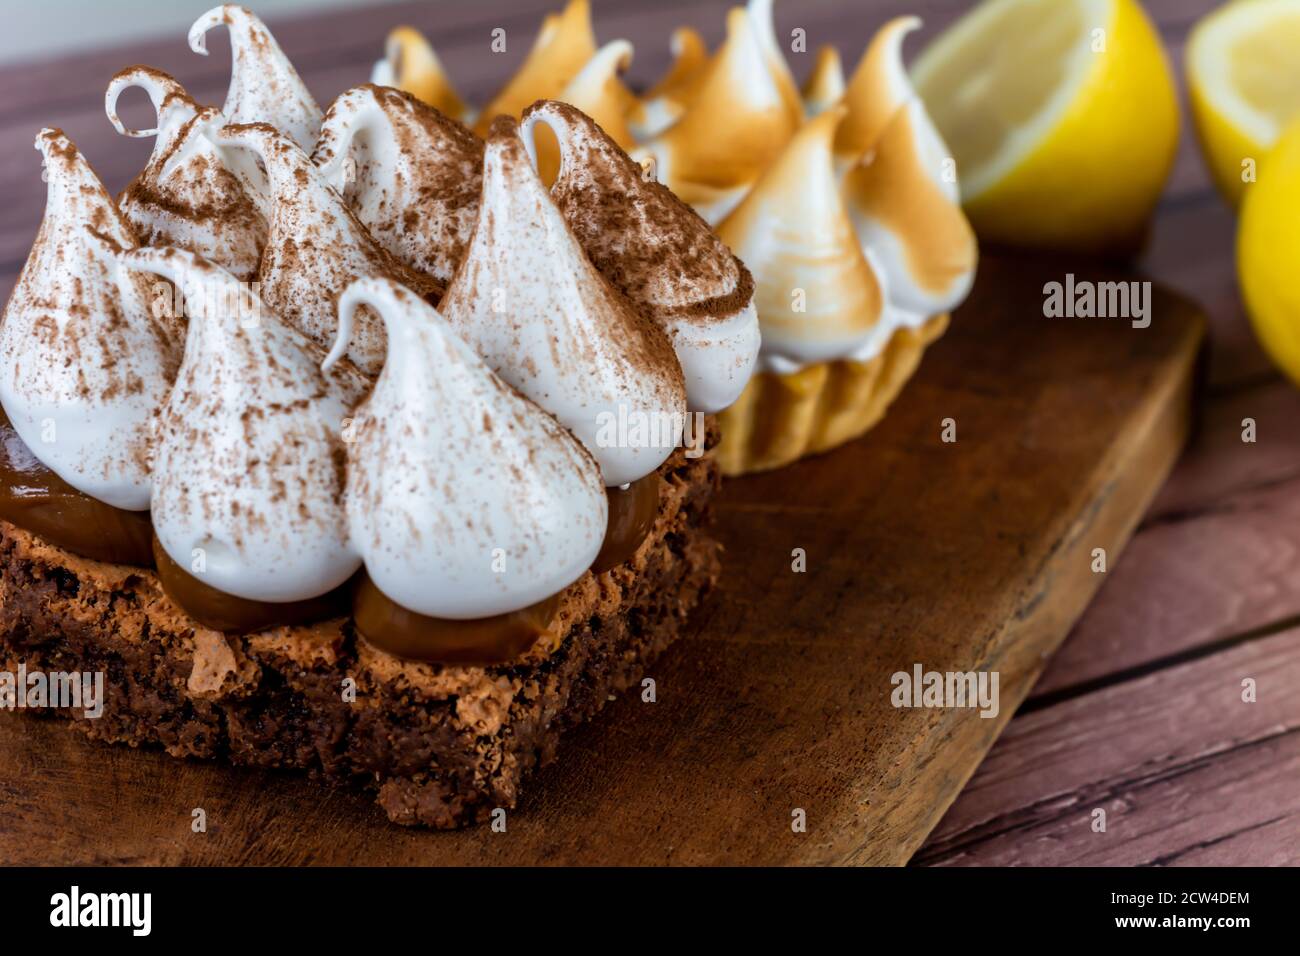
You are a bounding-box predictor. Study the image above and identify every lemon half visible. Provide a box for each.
[1238,115,1300,387]
[912,0,1179,256]
[1188,0,1300,207]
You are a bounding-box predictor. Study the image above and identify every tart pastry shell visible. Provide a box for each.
[717,312,948,475]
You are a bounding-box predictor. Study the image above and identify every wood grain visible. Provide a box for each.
[0,255,1203,865]
[0,0,1282,867]
[916,627,1300,866]
[1150,379,1300,520]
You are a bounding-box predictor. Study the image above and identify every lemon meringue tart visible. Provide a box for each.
[0,5,753,828]
[374,0,977,475]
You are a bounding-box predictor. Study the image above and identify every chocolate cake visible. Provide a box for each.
[0,435,720,828]
[0,7,757,829]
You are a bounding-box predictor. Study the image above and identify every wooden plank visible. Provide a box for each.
[1021,376,1300,699]
[1031,476,1300,700]
[0,253,1203,865]
[1141,196,1275,389]
[1151,378,1300,520]
[917,628,1300,866]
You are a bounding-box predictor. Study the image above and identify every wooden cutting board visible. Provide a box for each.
[0,253,1203,866]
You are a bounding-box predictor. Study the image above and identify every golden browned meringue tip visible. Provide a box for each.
[836,15,922,161]
[629,26,710,138]
[717,106,884,359]
[377,25,470,122]
[843,99,977,312]
[472,0,597,135]
[803,45,846,117]
[746,0,805,127]
[639,5,800,223]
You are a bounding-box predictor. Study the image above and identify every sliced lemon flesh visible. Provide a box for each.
[913,0,1099,198]
[912,0,1179,255]
[1188,0,1300,206]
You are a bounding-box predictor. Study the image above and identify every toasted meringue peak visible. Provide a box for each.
[534,40,636,184]
[628,26,709,140]
[189,4,322,151]
[803,45,846,117]
[371,25,472,123]
[638,7,800,225]
[107,66,267,282]
[746,0,806,125]
[313,84,484,286]
[324,276,606,619]
[124,246,362,603]
[440,117,687,487]
[212,121,440,378]
[716,107,885,365]
[836,15,921,161]
[843,97,977,315]
[0,130,182,511]
[524,100,759,413]
[472,0,597,135]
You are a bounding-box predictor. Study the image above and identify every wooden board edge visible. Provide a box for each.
[849,311,1207,866]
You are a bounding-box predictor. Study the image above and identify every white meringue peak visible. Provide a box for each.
[440,117,687,487]
[803,45,846,117]
[189,4,322,151]
[843,97,977,316]
[313,84,484,286]
[627,26,709,141]
[0,129,182,511]
[473,0,597,136]
[524,100,759,413]
[716,107,885,366]
[371,25,472,124]
[637,7,799,225]
[211,120,441,378]
[534,40,636,184]
[836,16,921,162]
[124,246,363,603]
[106,66,267,282]
[746,0,806,126]
[323,276,606,620]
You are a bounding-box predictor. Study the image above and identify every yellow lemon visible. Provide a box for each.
[912,0,1179,256]
[1238,115,1300,387]
[1187,0,1300,207]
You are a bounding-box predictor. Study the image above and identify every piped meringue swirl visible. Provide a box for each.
[211,120,441,378]
[440,117,687,487]
[717,107,885,367]
[189,4,323,151]
[107,66,267,282]
[312,84,484,287]
[124,246,364,603]
[0,129,182,511]
[524,100,759,413]
[324,276,607,620]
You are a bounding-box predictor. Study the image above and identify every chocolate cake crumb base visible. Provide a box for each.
[0,436,721,828]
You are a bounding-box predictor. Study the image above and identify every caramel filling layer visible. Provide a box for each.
[151,533,350,633]
[592,472,660,573]
[0,410,154,567]
[353,572,561,665]
[2,408,662,663]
